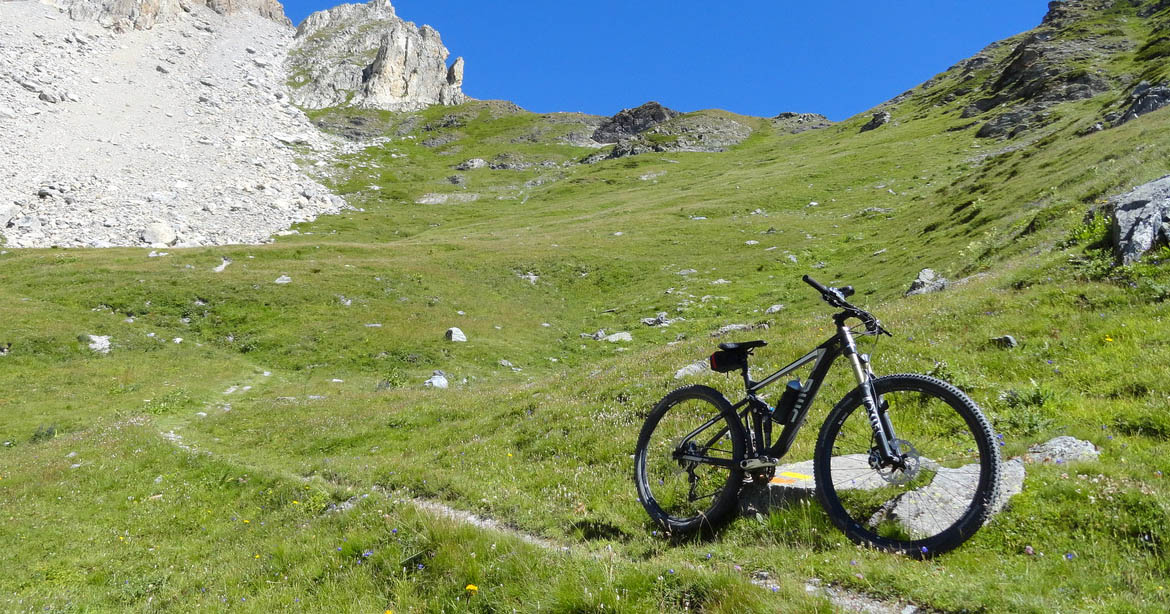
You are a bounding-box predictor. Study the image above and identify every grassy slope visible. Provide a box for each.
[3,2,1170,612]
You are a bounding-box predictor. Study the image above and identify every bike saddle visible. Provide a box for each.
[717,340,767,351]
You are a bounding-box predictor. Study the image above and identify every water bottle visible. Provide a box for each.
[772,379,803,424]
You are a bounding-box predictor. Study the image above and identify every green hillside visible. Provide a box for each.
[3,1,1169,611]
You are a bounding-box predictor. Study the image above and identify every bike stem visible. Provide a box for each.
[836,317,900,464]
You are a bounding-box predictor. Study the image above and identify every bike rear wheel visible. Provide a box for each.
[814,374,1001,557]
[634,385,745,535]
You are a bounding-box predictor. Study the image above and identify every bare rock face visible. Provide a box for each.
[50,0,290,29]
[287,0,465,111]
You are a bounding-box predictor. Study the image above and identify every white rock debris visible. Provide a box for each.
[0,1,347,248]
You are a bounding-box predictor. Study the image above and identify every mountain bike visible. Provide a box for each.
[633,275,1001,557]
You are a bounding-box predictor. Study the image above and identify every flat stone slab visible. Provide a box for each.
[741,455,1026,537]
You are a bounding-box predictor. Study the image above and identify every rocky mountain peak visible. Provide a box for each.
[287,0,466,111]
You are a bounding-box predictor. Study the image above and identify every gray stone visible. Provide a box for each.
[995,458,1026,514]
[905,268,948,296]
[0,204,19,228]
[641,312,674,327]
[423,370,448,389]
[0,106,16,119]
[141,222,177,246]
[455,158,487,170]
[274,275,292,285]
[860,111,891,132]
[445,327,467,342]
[991,335,1018,349]
[86,334,110,354]
[713,323,766,336]
[1024,436,1099,464]
[674,361,708,379]
[602,332,632,343]
[1109,175,1170,265]
[765,304,785,314]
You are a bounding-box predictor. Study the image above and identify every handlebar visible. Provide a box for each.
[802,274,831,296]
[802,275,892,337]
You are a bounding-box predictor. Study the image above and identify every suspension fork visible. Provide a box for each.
[838,324,899,463]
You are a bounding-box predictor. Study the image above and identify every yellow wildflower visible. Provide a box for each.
[466,584,478,593]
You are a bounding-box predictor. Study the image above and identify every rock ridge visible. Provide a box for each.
[286,0,465,111]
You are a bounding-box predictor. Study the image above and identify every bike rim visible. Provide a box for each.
[641,398,739,524]
[822,386,990,546]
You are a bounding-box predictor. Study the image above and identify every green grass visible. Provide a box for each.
[4,2,1170,611]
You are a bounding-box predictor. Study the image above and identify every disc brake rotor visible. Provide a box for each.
[871,439,922,486]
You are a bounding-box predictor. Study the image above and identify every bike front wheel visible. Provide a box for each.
[814,374,1001,557]
[634,385,746,535]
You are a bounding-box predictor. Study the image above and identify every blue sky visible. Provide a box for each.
[282,1,1052,121]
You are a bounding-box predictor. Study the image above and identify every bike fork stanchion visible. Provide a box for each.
[838,322,899,462]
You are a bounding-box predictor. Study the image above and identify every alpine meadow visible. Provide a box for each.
[1,0,1169,612]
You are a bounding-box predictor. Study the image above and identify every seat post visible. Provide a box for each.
[740,359,755,390]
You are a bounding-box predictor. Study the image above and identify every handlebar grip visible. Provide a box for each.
[802,275,830,295]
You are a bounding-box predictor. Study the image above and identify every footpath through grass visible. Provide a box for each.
[5,22,1170,608]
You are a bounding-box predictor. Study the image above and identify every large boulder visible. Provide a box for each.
[1109,175,1170,265]
[905,268,948,296]
[141,222,177,246]
[288,0,465,110]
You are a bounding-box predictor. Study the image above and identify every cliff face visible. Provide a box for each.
[49,0,291,29]
[286,0,465,111]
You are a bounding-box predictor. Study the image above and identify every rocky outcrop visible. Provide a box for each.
[771,112,831,134]
[1110,81,1170,127]
[1109,175,1170,265]
[959,1,1130,139]
[49,0,290,29]
[287,0,465,111]
[603,112,752,160]
[859,111,891,132]
[905,269,948,296]
[592,102,679,143]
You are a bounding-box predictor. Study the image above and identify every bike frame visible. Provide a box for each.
[675,313,900,470]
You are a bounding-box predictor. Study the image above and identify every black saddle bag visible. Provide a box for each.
[709,350,746,373]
